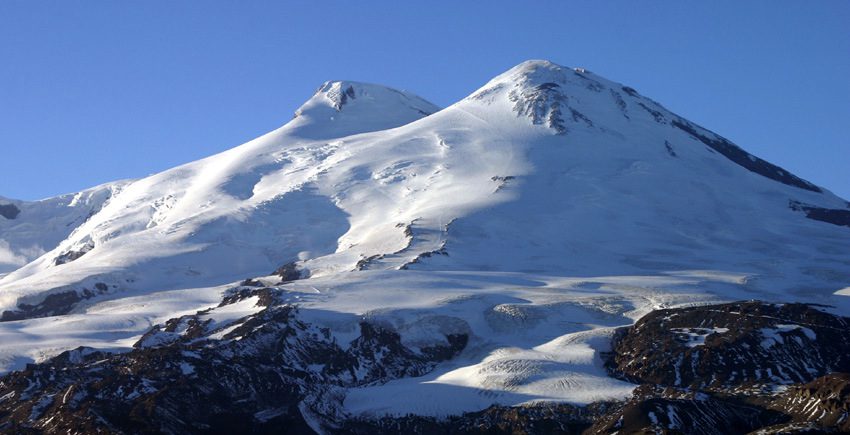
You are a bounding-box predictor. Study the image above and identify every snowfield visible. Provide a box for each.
[1,60,849,418]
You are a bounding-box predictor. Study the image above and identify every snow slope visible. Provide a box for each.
[0,182,129,277]
[1,60,849,418]
[3,61,847,311]
[0,81,440,309]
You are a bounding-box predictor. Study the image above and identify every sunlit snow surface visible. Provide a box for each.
[1,60,849,417]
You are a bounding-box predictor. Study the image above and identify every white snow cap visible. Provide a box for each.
[289,80,440,139]
[0,59,849,418]
[1,58,848,321]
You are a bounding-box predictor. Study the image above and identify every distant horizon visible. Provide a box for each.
[2,1,848,200]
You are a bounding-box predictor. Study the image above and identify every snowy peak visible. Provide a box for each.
[465,59,685,132]
[288,80,440,139]
[1,59,848,324]
[496,59,590,87]
[467,60,823,193]
[302,80,440,118]
[315,81,358,111]
[465,59,635,135]
[478,59,572,88]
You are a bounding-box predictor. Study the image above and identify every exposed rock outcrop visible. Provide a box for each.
[4,300,850,434]
[0,203,20,220]
[608,301,850,393]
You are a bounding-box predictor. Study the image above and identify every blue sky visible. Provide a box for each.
[1,1,848,200]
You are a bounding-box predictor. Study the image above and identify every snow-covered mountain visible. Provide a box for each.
[2,60,847,313]
[0,81,440,312]
[1,60,849,431]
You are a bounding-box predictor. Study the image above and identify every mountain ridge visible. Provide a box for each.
[1,59,848,317]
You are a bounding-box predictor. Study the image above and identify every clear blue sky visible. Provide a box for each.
[1,1,848,200]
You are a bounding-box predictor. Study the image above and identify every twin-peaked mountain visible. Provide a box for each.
[1,59,848,320]
[3,59,850,434]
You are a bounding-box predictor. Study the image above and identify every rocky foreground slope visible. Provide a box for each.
[2,298,850,434]
[0,285,467,434]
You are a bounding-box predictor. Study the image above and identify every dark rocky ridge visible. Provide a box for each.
[768,373,850,432]
[0,291,84,322]
[671,118,821,192]
[608,301,850,393]
[341,379,850,435]
[790,200,850,228]
[586,385,784,435]
[584,382,850,434]
[0,283,110,322]
[340,402,618,435]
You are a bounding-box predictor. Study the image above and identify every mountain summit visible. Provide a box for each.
[289,80,440,139]
[1,59,848,317]
[1,60,849,430]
